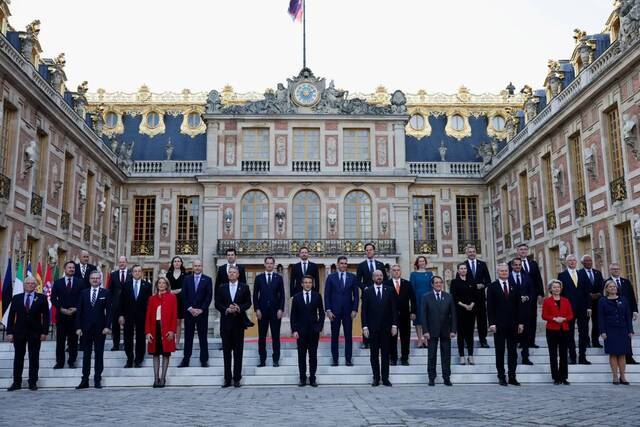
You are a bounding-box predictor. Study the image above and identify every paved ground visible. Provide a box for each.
[0,383,637,426]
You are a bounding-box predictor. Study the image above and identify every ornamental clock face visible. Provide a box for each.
[293,82,320,107]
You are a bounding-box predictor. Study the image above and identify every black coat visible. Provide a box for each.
[487,279,525,333]
[383,278,416,318]
[580,268,605,295]
[5,292,49,337]
[356,259,388,290]
[450,278,478,306]
[75,287,112,333]
[119,279,152,321]
[290,291,325,335]
[253,272,285,315]
[51,276,85,310]
[289,261,320,296]
[421,291,457,338]
[215,282,252,331]
[465,259,491,300]
[182,274,213,314]
[74,263,97,287]
[108,269,131,309]
[509,257,544,298]
[558,270,591,315]
[609,276,639,314]
[215,264,247,296]
[361,285,398,333]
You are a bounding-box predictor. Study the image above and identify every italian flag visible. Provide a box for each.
[1,259,23,326]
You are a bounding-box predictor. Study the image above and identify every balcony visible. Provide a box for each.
[241,160,270,173]
[343,161,371,173]
[101,233,107,251]
[0,174,10,201]
[546,210,557,230]
[217,239,396,257]
[131,160,205,176]
[60,210,70,230]
[292,160,321,173]
[574,195,587,218]
[30,193,43,217]
[457,239,481,255]
[522,223,532,241]
[610,176,627,203]
[408,162,483,178]
[413,239,438,255]
[176,239,198,255]
[83,225,91,242]
[131,240,154,256]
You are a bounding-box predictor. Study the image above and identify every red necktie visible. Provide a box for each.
[120,271,125,284]
[67,278,72,290]
[502,281,509,299]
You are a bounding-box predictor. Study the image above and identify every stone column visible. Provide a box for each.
[393,204,411,274]
[393,122,406,170]
[206,121,219,171]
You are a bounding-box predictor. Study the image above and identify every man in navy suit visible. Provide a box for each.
[509,258,535,365]
[6,275,49,391]
[384,264,416,365]
[290,246,320,296]
[215,266,252,387]
[580,255,605,348]
[215,248,247,297]
[108,255,130,351]
[179,259,213,368]
[487,264,525,386]
[609,262,639,364]
[465,245,491,348]
[74,250,97,288]
[254,256,285,367]
[119,265,152,368]
[357,243,388,349]
[75,271,112,389]
[558,254,592,364]
[324,256,359,366]
[290,275,325,387]
[513,244,544,348]
[51,260,85,369]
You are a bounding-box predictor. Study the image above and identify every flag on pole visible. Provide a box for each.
[36,261,44,293]
[43,263,55,325]
[1,259,22,326]
[288,0,303,22]
[0,258,12,316]
[51,263,59,324]
[105,269,111,289]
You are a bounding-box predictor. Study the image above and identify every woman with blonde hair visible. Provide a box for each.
[599,279,634,385]
[541,279,573,385]
[145,277,178,388]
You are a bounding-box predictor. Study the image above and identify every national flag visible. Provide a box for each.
[51,264,60,324]
[43,263,55,325]
[1,259,22,326]
[36,261,44,293]
[0,258,12,316]
[288,0,303,22]
[105,269,111,289]
[26,260,33,280]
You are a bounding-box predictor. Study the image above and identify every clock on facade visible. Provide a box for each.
[293,82,320,107]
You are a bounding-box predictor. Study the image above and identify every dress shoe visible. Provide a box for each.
[68,362,76,369]
[6,383,21,391]
[401,360,409,366]
[309,379,318,387]
[124,361,134,368]
[153,379,160,388]
[331,361,338,367]
[428,380,435,386]
[28,384,37,391]
[443,379,452,386]
[361,343,369,349]
[110,346,120,351]
[530,344,540,349]
[94,380,102,389]
[177,360,189,368]
[221,381,232,388]
[561,380,570,385]
[382,380,392,387]
[201,362,209,368]
[508,378,521,386]
[522,359,534,365]
[620,380,630,385]
[389,360,397,366]
[159,378,166,388]
[233,381,241,388]
[578,358,591,365]
[371,379,380,387]
[569,359,576,365]
[613,380,620,385]
[459,356,466,365]
[298,378,307,387]
[467,356,475,365]
[53,363,64,369]
[345,361,353,367]
[553,380,561,385]
[257,362,266,368]
[273,361,279,368]
[480,342,490,349]
[498,377,508,386]
[134,362,143,368]
[76,380,89,389]
[592,344,603,349]
[626,357,638,365]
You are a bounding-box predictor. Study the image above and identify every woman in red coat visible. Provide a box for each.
[145,277,177,388]
[541,279,574,385]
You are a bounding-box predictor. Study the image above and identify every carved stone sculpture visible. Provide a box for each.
[225,139,235,165]
[23,140,37,175]
[327,208,337,234]
[552,166,562,192]
[93,104,105,136]
[47,243,59,264]
[165,139,174,161]
[275,208,286,235]
[559,241,568,261]
[205,90,223,113]
[276,136,286,165]
[98,197,106,214]
[442,210,451,235]
[78,181,87,205]
[379,208,389,234]
[376,138,387,165]
[633,213,640,240]
[619,0,640,49]
[622,114,639,159]
[439,141,447,162]
[326,137,337,165]
[224,208,233,234]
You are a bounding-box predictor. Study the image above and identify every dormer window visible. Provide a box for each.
[409,114,425,130]
[492,115,505,132]
[450,114,464,131]
[146,111,160,129]
[187,112,201,129]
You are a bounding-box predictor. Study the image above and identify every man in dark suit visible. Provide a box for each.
[254,256,285,367]
[179,259,213,368]
[290,246,320,296]
[609,262,639,364]
[6,275,49,391]
[487,263,525,386]
[75,271,112,389]
[362,270,397,386]
[357,243,388,349]
[215,266,252,387]
[465,245,491,348]
[74,250,97,288]
[514,243,544,348]
[290,275,325,387]
[108,255,130,351]
[580,255,605,348]
[422,275,457,386]
[509,258,535,365]
[325,256,359,366]
[51,260,85,369]
[385,264,416,365]
[119,264,152,368]
[215,248,247,296]
[558,254,591,364]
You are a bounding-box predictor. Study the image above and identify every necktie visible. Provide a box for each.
[81,264,86,278]
[369,260,375,274]
[471,260,476,277]
[120,270,125,284]
[267,273,272,285]
[91,289,97,306]
[195,275,200,292]
[523,260,529,273]
[394,280,400,295]
[134,281,139,300]
[305,292,310,305]
[376,286,382,300]
[516,273,521,288]
[570,270,578,287]
[302,262,307,275]
[25,293,32,311]
[588,270,594,284]
[616,278,621,289]
[502,281,509,298]
[341,273,345,289]
[436,292,441,301]
[67,278,72,290]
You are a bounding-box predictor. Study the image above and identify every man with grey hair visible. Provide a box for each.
[75,250,97,288]
[108,256,130,351]
[557,254,591,364]
[179,259,213,368]
[579,254,604,348]
[384,264,416,365]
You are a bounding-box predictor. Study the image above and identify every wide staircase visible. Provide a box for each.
[1,337,639,388]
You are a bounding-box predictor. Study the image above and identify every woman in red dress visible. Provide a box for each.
[145,277,178,388]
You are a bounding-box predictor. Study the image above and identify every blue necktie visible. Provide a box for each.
[134,281,139,300]
[341,273,345,289]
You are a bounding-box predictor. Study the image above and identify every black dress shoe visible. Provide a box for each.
[361,343,369,349]
[94,380,102,389]
[562,380,570,385]
[428,380,435,386]
[620,380,630,385]
[201,362,209,368]
[443,379,452,386]
[233,381,241,388]
[331,361,338,367]
[298,379,307,387]
[553,380,561,385]
[134,362,142,368]
[53,363,64,369]
[569,359,577,365]
[508,378,521,386]
[159,378,166,388]
[371,379,380,387]
[309,379,318,387]
[68,362,76,369]
[498,378,508,386]
[389,360,397,366]
[626,357,638,365]
[177,360,189,368]
[382,380,392,387]
[578,358,591,365]
[345,361,353,367]
[76,380,89,389]
[257,362,266,368]
[110,346,120,351]
[530,344,540,349]
[28,384,37,391]
[124,361,134,368]
[480,342,490,348]
[401,360,409,366]
[153,380,160,388]
[7,383,21,391]
[221,381,232,388]
[522,359,534,365]
[592,344,603,349]
[273,362,279,368]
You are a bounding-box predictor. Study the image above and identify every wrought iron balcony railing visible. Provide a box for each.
[342,161,371,173]
[0,174,10,201]
[176,239,198,255]
[101,233,107,251]
[610,176,627,203]
[292,160,321,173]
[30,193,43,216]
[574,195,587,218]
[83,225,92,242]
[131,240,154,256]
[217,239,396,257]
[60,210,70,230]
[522,222,532,241]
[504,232,512,249]
[457,239,482,254]
[413,239,438,255]
[241,160,270,173]
[546,210,557,230]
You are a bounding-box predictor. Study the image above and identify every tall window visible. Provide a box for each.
[33,132,48,194]
[85,171,95,227]
[242,128,269,160]
[133,196,156,244]
[542,153,556,229]
[62,152,73,212]
[412,196,435,241]
[501,185,511,245]
[241,191,269,239]
[618,222,637,285]
[456,196,479,253]
[606,106,624,180]
[0,103,17,176]
[177,196,199,242]
[519,172,530,225]
[569,133,585,198]
[344,190,372,239]
[293,128,320,160]
[292,191,320,239]
[343,129,370,161]
[102,186,111,236]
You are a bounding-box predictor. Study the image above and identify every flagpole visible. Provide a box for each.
[303,0,306,69]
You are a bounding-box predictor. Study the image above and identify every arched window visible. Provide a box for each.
[344,190,372,239]
[293,190,320,239]
[241,191,269,239]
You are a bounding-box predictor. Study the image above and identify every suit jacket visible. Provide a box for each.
[384,278,416,319]
[215,282,252,331]
[357,259,388,290]
[5,292,49,337]
[580,268,605,296]
[361,284,398,333]
[215,264,247,295]
[120,279,152,321]
[558,269,591,315]
[421,291,457,338]
[182,274,213,315]
[508,271,536,300]
[108,268,131,308]
[541,296,574,331]
[290,261,320,296]
[74,263,97,287]
[324,271,359,318]
[75,287,112,333]
[253,272,285,316]
[509,257,544,298]
[487,279,525,333]
[290,291,325,335]
[609,276,639,314]
[51,275,85,311]
[465,259,491,300]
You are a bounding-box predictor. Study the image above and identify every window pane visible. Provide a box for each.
[344,190,372,239]
[242,128,269,160]
[241,191,269,239]
[293,128,320,160]
[412,196,435,240]
[292,191,320,239]
[343,129,370,161]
